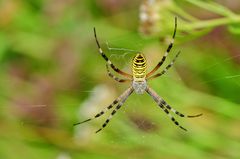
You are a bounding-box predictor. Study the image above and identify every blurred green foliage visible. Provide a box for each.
[0,0,240,159]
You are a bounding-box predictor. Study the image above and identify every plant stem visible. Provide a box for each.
[182,16,240,31]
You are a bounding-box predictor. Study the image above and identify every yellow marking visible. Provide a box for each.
[132,53,147,81]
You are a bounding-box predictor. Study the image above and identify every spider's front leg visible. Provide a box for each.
[147,51,180,80]
[94,28,132,78]
[106,64,132,83]
[146,17,177,78]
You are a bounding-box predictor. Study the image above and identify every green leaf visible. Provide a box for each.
[185,0,237,17]
[228,23,240,34]
[0,32,9,61]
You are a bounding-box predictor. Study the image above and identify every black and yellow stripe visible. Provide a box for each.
[95,87,134,133]
[145,87,187,131]
[94,28,132,78]
[132,53,147,81]
[73,87,134,128]
[148,51,181,80]
[146,17,177,78]
[106,64,131,83]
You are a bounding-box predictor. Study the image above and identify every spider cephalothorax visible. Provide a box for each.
[74,17,202,133]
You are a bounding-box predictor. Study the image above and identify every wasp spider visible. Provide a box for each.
[74,17,202,133]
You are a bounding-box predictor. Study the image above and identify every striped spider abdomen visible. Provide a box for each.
[132,53,147,94]
[132,53,147,81]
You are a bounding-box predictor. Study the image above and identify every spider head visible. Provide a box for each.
[132,80,147,94]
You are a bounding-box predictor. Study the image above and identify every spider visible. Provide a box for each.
[74,17,202,133]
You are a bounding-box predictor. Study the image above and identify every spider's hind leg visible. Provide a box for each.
[164,103,202,118]
[152,92,202,118]
[73,99,119,126]
[95,101,124,133]
[95,87,134,133]
[146,87,187,131]
[74,88,132,126]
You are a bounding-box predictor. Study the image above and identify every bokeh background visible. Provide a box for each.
[1,0,240,159]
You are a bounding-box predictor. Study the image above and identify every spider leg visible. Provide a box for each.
[106,64,132,83]
[95,87,134,133]
[146,17,177,78]
[73,100,118,126]
[73,87,133,126]
[147,51,180,80]
[146,87,202,117]
[164,103,202,118]
[94,28,132,78]
[146,87,187,131]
